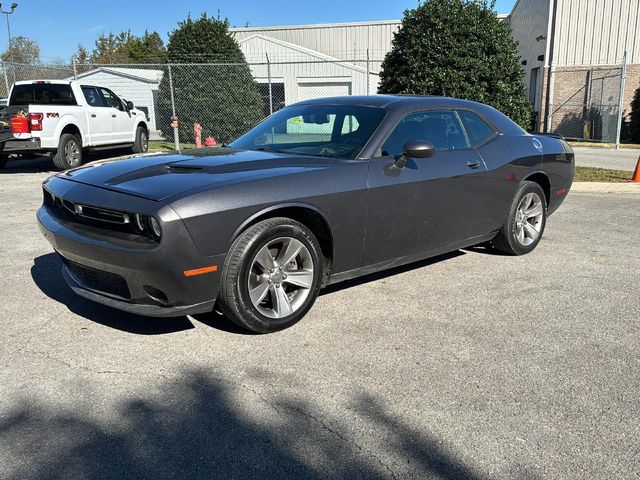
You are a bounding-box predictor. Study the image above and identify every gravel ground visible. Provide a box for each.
[0,158,638,480]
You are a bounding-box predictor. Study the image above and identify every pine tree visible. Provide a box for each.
[156,14,263,143]
[379,0,532,129]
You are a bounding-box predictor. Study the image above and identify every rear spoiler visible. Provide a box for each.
[533,132,565,140]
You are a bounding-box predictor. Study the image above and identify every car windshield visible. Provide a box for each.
[229,104,386,159]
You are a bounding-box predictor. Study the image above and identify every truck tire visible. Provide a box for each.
[53,134,83,170]
[0,155,7,170]
[131,126,149,154]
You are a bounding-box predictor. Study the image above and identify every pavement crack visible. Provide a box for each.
[284,405,399,480]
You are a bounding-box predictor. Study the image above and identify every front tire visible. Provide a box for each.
[0,154,7,170]
[132,126,149,154]
[217,217,324,334]
[492,181,547,256]
[53,134,83,170]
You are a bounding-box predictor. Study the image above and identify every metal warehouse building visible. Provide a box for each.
[231,0,640,142]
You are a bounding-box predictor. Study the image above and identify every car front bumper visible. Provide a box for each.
[36,179,225,318]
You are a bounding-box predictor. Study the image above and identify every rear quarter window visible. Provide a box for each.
[458,110,497,146]
[9,84,77,106]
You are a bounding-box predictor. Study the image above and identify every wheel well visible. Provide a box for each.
[525,173,550,205]
[60,124,82,144]
[245,207,334,267]
[136,121,148,133]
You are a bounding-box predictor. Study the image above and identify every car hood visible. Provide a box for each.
[58,148,335,201]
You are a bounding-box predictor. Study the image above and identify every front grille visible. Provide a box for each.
[42,186,156,243]
[64,259,131,299]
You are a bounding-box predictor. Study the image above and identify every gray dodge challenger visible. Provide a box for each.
[37,96,574,333]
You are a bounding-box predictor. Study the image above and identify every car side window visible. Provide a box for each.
[99,88,124,110]
[458,110,497,146]
[81,87,106,107]
[380,110,469,157]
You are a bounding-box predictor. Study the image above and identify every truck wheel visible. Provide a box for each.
[132,126,149,154]
[53,134,83,170]
[0,155,7,170]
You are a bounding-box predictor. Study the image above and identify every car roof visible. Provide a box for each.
[14,79,73,86]
[293,95,526,135]
[294,95,485,109]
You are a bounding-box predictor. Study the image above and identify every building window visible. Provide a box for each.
[529,68,540,106]
[257,83,285,117]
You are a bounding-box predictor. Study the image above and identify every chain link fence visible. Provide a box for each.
[1,56,383,149]
[548,59,628,145]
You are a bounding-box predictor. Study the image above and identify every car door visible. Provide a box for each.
[99,87,132,143]
[80,86,112,145]
[364,109,488,264]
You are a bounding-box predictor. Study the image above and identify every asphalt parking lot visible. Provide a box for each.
[0,157,639,480]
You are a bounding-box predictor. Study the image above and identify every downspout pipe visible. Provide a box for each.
[544,0,559,132]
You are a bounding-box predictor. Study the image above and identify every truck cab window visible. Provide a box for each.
[81,87,106,107]
[99,88,124,110]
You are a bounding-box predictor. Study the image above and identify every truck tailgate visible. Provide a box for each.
[0,106,21,144]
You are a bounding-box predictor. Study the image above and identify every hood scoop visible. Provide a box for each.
[166,164,206,173]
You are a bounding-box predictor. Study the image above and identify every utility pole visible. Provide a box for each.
[0,3,18,84]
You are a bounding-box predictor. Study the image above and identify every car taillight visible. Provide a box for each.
[11,116,29,134]
[29,113,43,131]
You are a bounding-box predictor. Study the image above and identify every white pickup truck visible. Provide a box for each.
[0,80,149,170]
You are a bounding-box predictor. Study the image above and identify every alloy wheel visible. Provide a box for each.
[515,192,544,246]
[64,140,81,166]
[247,237,314,319]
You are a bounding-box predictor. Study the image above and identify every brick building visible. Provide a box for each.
[508,0,640,140]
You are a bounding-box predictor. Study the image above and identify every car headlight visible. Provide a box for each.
[132,213,162,240]
[149,216,162,239]
[133,213,146,232]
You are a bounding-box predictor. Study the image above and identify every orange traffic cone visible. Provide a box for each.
[632,155,640,183]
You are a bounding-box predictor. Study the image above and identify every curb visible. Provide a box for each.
[571,182,640,194]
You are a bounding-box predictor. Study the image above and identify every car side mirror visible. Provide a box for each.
[125,100,134,111]
[394,140,435,168]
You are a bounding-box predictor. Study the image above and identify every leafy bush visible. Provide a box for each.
[629,84,640,143]
[157,14,263,143]
[379,0,532,129]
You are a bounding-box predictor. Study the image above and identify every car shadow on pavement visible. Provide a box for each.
[1,150,133,174]
[0,367,496,480]
[30,253,196,335]
[321,250,465,296]
[31,251,469,336]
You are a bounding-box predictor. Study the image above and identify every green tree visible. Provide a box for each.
[118,31,166,63]
[1,36,40,64]
[379,0,532,129]
[156,13,263,143]
[73,44,90,64]
[90,30,166,64]
[629,84,640,143]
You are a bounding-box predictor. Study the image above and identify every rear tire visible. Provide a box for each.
[53,134,83,170]
[492,181,547,256]
[0,154,7,170]
[132,126,149,154]
[217,217,324,334]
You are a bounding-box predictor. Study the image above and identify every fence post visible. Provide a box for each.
[2,62,9,97]
[266,53,273,115]
[72,57,77,80]
[615,51,628,150]
[167,64,180,151]
[366,49,370,95]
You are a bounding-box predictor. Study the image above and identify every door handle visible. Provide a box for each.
[91,114,96,118]
[111,114,116,118]
[466,160,480,169]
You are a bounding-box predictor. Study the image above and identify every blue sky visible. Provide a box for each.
[3,0,517,61]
